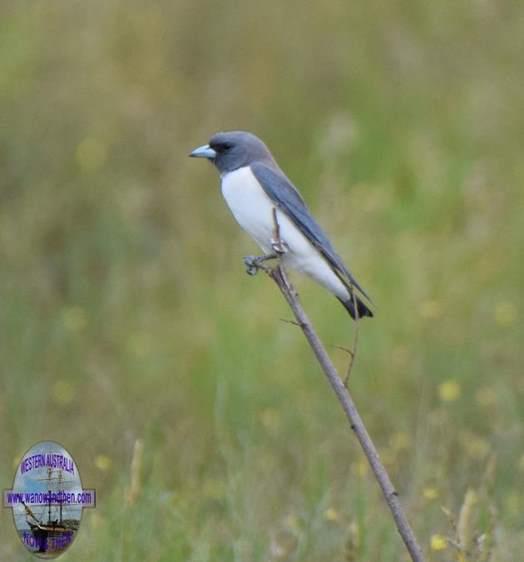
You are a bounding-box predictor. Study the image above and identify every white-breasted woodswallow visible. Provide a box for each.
[190,131,373,320]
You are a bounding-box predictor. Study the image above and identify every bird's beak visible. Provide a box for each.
[189,144,217,160]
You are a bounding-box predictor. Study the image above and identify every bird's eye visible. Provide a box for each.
[210,141,233,153]
[210,142,231,153]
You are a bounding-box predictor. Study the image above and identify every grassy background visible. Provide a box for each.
[0,1,523,560]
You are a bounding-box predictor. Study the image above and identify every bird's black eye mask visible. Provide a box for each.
[210,141,233,153]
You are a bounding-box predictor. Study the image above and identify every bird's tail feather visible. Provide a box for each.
[337,294,374,320]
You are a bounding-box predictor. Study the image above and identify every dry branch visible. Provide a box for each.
[267,265,425,562]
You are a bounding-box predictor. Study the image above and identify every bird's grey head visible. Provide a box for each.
[189,131,274,175]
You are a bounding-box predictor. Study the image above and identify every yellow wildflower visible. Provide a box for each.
[423,487,439,500]
[324,507,339,522]
[438,380,461,402]
[430,534,447,551]
[94,455,112,472]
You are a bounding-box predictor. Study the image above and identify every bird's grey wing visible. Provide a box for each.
[251,161,372,302]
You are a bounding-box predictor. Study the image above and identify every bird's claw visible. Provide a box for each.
[243,255,262,276]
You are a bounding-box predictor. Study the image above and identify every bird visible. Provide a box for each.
[189,131,373,320]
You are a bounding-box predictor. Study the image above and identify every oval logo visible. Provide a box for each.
[4,441,95,558]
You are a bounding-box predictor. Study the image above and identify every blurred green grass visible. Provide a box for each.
[0,1,523,560]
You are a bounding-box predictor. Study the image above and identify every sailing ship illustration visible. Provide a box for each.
[20,467,80,555]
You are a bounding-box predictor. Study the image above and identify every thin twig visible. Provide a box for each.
[333,345,354,356]
[279,318,302,328]
[266,265,425,562]
[344,311,359,386]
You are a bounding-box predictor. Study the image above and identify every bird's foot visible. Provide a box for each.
[243,255,268,276]
[271,238,288,255]
[243,251,280,276]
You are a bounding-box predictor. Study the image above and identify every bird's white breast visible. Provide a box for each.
[221,166,280,253]
[220,166,350,300]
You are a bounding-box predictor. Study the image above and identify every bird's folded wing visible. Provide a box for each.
[251,161,372,303]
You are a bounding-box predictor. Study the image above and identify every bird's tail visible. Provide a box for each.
[337,294,374,320]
